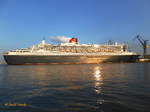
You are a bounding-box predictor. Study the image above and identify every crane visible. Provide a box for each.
[134,35,149,58]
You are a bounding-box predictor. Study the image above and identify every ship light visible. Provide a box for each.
[93,44,99,48]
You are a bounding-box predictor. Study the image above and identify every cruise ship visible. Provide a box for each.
[3,38,139,65]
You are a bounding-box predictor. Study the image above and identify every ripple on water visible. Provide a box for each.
[0,63,150,112]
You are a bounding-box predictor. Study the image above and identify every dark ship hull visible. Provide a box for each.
[4,54,139,65]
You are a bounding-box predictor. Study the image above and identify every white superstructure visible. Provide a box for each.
[4,39,137,56]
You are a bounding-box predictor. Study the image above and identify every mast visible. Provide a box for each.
[42,37,46,45]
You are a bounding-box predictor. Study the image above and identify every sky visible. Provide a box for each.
[0,0,150,52]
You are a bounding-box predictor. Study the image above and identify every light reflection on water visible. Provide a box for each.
[93,66,104,106]
[93,66,103,94]
[0,63,150,112]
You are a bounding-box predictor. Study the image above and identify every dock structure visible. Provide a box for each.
[134,35,149,58]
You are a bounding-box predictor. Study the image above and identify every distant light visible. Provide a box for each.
[93,44,99,48]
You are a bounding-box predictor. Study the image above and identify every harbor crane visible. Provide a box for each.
[134,35,149,58]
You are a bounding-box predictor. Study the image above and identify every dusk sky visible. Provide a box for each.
[0,0,150,51]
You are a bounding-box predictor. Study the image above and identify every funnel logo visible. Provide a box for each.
[69,38,78,44]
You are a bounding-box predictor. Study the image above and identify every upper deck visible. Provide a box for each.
[3,39,137,56]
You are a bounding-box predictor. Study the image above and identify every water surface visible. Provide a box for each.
[0,63,150,112]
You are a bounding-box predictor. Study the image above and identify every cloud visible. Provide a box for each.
[50,36,71,43]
